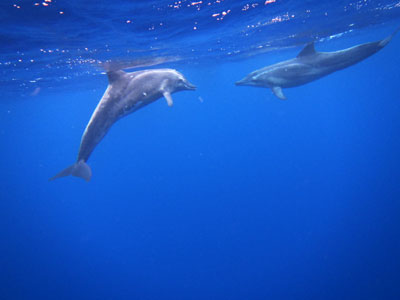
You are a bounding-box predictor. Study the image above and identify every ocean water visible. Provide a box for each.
[1,0,400,299]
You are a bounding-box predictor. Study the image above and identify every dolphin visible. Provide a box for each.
[50,68,196,181]
[235,28,399,100]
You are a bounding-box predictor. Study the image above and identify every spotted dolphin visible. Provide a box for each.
[235,28,399,100]
[50,68,196,181]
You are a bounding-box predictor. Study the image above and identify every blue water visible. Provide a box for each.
[1,0,400,299]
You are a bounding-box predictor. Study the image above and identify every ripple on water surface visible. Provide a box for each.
[1,0,400,98]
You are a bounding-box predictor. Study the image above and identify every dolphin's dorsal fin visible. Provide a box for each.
[106,70,126,84]
[297,42,316,58]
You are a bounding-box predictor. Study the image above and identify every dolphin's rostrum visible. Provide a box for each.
[50,68,196,182]
[236,27,399,99]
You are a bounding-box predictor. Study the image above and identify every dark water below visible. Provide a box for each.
[1,1,400,299]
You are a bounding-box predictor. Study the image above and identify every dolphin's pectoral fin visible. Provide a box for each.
[163,91,174,107]
[271,86,287,100]
[297,42,316,58]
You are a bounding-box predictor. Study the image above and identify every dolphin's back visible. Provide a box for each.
[270,34,394,87]
[308,41,385,71]
[77,98,119,162]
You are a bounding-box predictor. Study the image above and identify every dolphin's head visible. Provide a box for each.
[235,72,269,88]
[236,66,279,88]
[165,70,197,92]
[235,75,257,87]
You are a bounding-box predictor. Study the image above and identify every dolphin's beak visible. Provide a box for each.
[235,78,247,86]
[185,81,197,90]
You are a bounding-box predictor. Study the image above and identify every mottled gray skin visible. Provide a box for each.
[236,28,399,99]
[79,68,196,162]
[50,68,195,181]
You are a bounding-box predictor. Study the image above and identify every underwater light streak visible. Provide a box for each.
[211,9,231,21]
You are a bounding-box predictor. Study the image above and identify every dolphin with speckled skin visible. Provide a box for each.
[50,68,196,181]
[236,28,399,100]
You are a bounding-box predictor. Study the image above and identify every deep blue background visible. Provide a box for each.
[1,1,400,299]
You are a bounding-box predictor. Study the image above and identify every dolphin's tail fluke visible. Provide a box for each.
[49,160,92,182]
[379,26,400,47]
